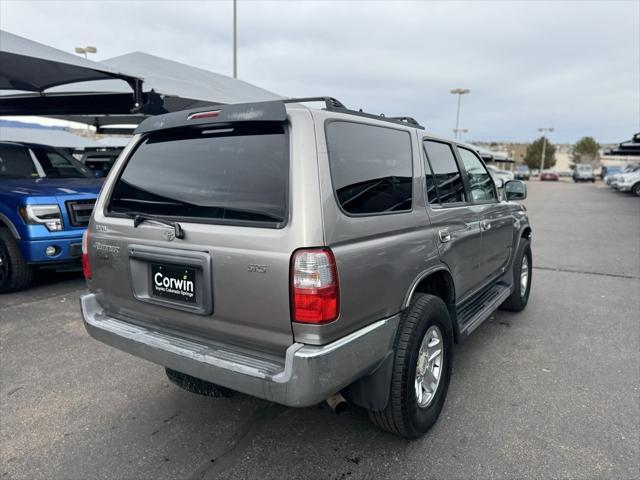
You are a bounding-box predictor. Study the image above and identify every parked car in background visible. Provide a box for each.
[603,165,624,184]
[609,164,640,189]
[611,167,640,196]
[540,169,559,181]
[81,149,122,178]
[0,141,101,292]
[514,164,530,180]
[572,164,596,183]
[486,165,514,186]
[80,98,532,439]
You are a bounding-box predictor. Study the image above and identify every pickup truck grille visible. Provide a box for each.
[66,200,95,227]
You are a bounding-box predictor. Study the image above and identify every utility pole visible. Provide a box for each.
[450,88,470,140]
[233,0,237,78]
[537,127,554,174]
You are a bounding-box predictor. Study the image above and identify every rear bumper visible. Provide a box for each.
[80,293,399,407]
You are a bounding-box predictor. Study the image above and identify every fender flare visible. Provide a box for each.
[0,213,21,239]
[401,264,455,310]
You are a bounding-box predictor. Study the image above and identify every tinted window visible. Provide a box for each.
[0,146,37,179]
[458,147,497,203]
[327,122,412,215]
[423,140,466,204]
[110,124,288,227]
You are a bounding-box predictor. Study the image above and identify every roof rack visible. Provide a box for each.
[283,97,346,109]
[387,116,422,128]
[282,96,425,130]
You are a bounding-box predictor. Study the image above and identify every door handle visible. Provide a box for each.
[481,219,491,231]
[438,229,451,243]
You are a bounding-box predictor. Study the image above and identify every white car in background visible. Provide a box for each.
[611,168,640,196]
[486,165,514,187]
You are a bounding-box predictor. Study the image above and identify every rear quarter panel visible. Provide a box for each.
[294,111,442,344]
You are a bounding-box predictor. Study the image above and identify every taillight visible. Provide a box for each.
[187,110,220,120]
[82,229,91,279]
[291,248,339,324]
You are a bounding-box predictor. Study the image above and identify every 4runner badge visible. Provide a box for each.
[162,230,176,241]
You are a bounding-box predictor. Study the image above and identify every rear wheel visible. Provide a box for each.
[165,368,234,397]
[632,183,640,197]
[500,238,532,312]
[0,228,32,293]
[368,294,453,439]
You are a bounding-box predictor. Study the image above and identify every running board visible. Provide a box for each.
[456,282,512,338]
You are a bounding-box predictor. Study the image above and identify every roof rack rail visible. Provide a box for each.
[282,96,425,130]
[387,116,422,127]
[283,96,346,109]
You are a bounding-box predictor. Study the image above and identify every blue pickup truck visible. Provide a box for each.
[0,141,102,292]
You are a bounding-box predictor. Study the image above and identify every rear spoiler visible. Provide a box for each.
[134,100,287,134]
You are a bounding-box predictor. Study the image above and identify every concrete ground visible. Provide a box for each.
[1,181,639,479]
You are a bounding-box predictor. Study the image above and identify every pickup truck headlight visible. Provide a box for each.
[19,204,63,231]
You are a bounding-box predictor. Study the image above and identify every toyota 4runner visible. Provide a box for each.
[80,98,532,438]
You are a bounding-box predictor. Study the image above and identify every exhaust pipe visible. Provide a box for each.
[326,392,348,415]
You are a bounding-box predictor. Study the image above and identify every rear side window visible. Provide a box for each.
[326,122,413,215]
[423,140,466,205]
[109,124,288,227]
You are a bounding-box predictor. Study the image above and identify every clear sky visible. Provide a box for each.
[1,0,638,143]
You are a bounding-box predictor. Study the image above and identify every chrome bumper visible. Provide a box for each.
[80,293,399,407]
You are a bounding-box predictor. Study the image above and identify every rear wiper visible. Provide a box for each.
[130,213,185,239]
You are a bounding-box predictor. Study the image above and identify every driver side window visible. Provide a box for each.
[457,147,497,203]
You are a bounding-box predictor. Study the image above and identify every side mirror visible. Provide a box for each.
[505,180,527,201]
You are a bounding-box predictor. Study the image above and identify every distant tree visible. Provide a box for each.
[572,136,600,165]
[523,137,556,170]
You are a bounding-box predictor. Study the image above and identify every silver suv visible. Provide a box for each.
[80,97,532,438]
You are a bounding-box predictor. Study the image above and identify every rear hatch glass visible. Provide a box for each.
[108,123,288,228]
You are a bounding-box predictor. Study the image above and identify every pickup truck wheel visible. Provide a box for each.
[0,229,33,293]
[165,368,234,397]
[500,238,532,312]
[368,294,453,439]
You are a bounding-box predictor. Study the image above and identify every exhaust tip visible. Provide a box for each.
[326,392,348,415]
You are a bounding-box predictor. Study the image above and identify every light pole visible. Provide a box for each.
[232,0,237,78]
[537,127,554,174]
[451,88,470,140]
[74,46,97,59]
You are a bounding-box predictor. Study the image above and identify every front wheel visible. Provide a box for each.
[368,294,453,439]
[500,238,532,312]
[632,183,640,197]
[0,228,33,293]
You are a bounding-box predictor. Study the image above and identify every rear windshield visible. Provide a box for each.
[109,124,288,227]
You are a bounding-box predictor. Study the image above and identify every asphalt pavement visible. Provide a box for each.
[1,181,639,479]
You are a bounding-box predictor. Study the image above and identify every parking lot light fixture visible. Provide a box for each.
[454,128,469,142]
[451,88,470,140]
[537,127,555,174]
[74,46,97,59]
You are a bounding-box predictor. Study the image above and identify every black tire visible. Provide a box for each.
[632,183,640,197]
[368,294,453,439]
[0,228,33,293]
[165,368,234,397]
[500,238,532,312]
